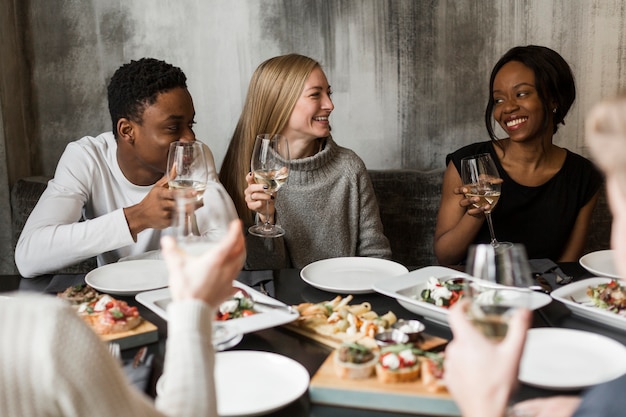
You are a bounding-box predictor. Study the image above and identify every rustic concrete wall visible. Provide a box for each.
[1,0,625,274]
[20,0,626,174]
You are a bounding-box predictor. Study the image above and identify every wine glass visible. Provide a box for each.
[460,153,511,248]
[167,141,209,201]
[464,244,534,341]
[248,134,290,238]
[171,181,237,256]
[167,141,209,238]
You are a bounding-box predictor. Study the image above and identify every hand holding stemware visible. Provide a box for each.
[248,134,290,238]
[460,153,510,248]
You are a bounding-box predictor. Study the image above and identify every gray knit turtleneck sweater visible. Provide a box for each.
[245,136,391,270]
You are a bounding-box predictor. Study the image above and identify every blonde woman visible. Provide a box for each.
[220,54,391,269]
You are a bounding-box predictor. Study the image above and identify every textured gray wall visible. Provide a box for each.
[2,0,626,273]
[23,0,626,175]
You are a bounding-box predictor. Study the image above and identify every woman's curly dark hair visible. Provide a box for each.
[107,58,187,138]
[485,45,576,141]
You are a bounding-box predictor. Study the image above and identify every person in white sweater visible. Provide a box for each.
[219,54,391,269]
[0,219,245,417]
[15,58,234,277]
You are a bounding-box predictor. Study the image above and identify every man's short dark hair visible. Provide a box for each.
[107,58,187,138]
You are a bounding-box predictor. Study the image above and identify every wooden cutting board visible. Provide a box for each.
[284,322,448,351]
[309,351,460,416]
[98,319,158,350]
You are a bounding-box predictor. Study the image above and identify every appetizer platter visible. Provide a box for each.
[551,277,626,330]
[374,266,552,326]
[310,339,458,416]
[57,284,158,349]
[285,294,447,351]
[136,280,299,335]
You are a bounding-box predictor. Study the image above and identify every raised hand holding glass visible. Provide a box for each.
[460,153,511,248]
[464,244,534,341]
[248,134,290,238]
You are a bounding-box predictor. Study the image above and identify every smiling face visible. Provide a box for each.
[118,86,196,185]
[280,67,334,143]
[492,61,552,143]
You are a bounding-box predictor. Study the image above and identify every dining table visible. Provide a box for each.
[1,261,625,417]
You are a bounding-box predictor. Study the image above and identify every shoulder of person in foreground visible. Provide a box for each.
[0,293,162,416]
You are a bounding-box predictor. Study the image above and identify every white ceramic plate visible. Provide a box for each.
[551,277,626,330]
[300,257,409,294]
[85,260,168,296]
[157,351,309,416]
[374,266,552,327]
[579,250,620,278]
[519,328,626,390]
[136,280,299,335]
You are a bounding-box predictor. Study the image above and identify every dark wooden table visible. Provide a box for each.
[1,263,624,417]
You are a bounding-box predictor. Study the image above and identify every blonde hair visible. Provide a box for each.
[220,54,320,225]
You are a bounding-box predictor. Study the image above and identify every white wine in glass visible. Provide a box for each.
[167,141,209,201]
[460,153,510,248]
[465,244,534,341]
[248,134,290,238]
[167,140,209,238]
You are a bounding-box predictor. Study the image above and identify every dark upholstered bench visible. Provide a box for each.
[10,172,611,273]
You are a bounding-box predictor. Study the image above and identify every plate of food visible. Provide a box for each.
[550,277,626,330]
[57,284,158,349]
[300,257,409,294]
[373,266,552,327]
[136,280,299,335]
[157,351,309,416]
[579,250,620,278]
[85,260,169,296]
[519,328,626,390]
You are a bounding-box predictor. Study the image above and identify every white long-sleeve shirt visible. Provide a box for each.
[0,293,218,417]
[15,132,234,277]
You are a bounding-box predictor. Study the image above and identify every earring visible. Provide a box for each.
[552,108,557,114]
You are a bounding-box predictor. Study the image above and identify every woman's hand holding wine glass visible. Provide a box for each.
[248,134,290,238]
[460,153,511,248]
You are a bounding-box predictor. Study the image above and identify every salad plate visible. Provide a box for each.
[157,351,309,416]
[550,277,626,330]
[300,257,409,294]
[519,328,626,390]
[374,266,552,327]
[85,260,168,296]
[579,250,620,278]
[136,280,299,335]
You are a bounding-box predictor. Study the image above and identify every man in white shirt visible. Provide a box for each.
[15,58,234,277]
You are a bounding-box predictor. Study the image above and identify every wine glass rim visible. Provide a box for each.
[461,152,492,161]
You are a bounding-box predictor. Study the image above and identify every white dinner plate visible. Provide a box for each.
[374,266,552,327]
[519,328,626,390]
[85,260,168,296]
[157,351,309,416]
[300,257,409,294]
[579,250,620,278]
[551,277,626,330]
[136,280,299,335]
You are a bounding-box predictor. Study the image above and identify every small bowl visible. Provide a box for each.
[392,319,426,342]
[374,329,410,347]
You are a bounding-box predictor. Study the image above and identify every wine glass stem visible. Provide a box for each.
[263,199,272,231]
[484,212,499,247]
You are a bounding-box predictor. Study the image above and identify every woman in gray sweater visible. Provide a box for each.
[220,54,391,269]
